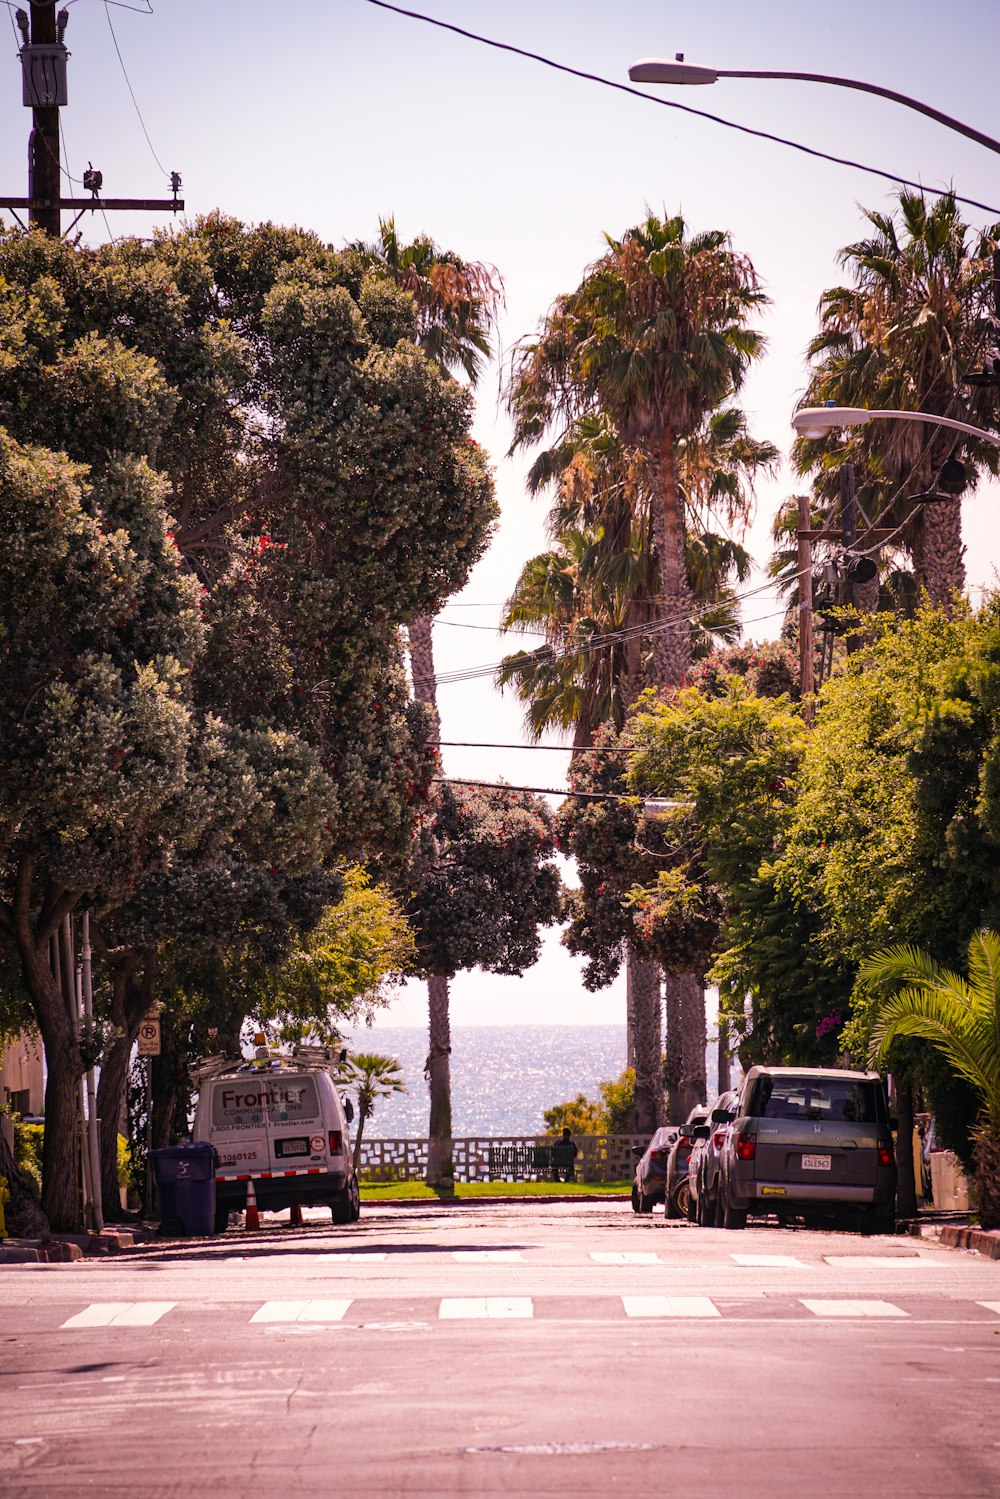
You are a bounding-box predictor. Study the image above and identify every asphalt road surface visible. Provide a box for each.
[2,1201,999,1497]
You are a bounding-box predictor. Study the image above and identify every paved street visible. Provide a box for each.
[2,1201,999,1497]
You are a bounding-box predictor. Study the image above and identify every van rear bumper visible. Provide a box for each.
[216,1170,348,1211]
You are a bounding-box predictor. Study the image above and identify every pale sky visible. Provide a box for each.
[3,0,998,1028]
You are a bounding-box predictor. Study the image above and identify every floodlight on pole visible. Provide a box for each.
[627,56,1000,156]
[791,406,1000,449]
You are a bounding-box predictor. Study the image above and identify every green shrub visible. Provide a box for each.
[14,1121,43,1202]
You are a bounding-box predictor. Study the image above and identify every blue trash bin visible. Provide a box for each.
[151,1143,217,1236]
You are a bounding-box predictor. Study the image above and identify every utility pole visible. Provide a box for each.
[839,462,862,656]
[26,1,63,235]
[4,2,183,237]
[796,493,815,721]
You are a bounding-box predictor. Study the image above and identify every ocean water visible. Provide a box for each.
[342,1024,629,1139]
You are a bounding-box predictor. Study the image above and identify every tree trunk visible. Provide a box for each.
[625,955,637,1069]
[893,1080,917,1220]
[717,1014,731,1095]
[909,497,965,609]
[664,975,684,1124]
[425,972,454,1190]
[97,950,151,1221]
[648,421,694,688]
[972,1125,1000,1231]
[629,948,664,1131]
[676,971,707,1117]
[0,1119,50,1238]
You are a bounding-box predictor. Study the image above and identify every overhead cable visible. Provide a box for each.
[362,0,1000,218]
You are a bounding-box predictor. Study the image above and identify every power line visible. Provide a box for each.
[362,0,1000,219]
[433,776,638,801]
[103,0,168,176]
[434,740,627,753]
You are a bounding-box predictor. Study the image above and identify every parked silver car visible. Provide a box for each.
[664,1105,709,1219]
[714,1065,897,1232]
[686,1088,739,1225]
[631,1126,679,1213]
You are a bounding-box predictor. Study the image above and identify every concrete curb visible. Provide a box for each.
[937,1224,1000,1260]
[0,1226,155,1264]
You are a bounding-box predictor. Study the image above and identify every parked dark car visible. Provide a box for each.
[715,1065,897,1232]
[664,1105,709,1219]
[686,1088,739,1225]
[631,1127,678,1213]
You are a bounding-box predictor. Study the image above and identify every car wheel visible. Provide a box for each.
[720,1184,747,1230]
[213,1203,230,1235]
[331,1175,361,1225]
[685,1185,698,1223]
[865,1208,896,1237]
[673,1179,691,1220]
[631,1183,642,1214]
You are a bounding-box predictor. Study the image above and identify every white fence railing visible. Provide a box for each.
[357,1134,650,1184]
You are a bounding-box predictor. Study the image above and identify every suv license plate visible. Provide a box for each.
[802,1153,832,1171]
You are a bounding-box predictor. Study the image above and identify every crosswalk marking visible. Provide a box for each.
[318,1252,387,1262]
[730,1254,807,1268]
[822,1255,946,1268]
[978,1302,1000,1315]
[250,1299,352,1323]
[622,1296,721,1319]
[453,1251,524,1262]
[800,1299,908,1318]
[61,1302,176,1328]
[439,1297,533,1319]
[590,1252,662,1265]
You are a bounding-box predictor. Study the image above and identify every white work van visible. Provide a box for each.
[192,1050,359,1233]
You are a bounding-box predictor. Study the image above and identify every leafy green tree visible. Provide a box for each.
[863,930,1000,1228]
[344,1052,407,1172]
[543,1093,603,1136]
[406,782,564,1186]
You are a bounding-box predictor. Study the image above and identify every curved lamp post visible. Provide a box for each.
[628,57,1000,156]
[791,405,1000,449]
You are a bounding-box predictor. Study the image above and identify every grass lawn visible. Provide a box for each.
[360,1179,630,1201]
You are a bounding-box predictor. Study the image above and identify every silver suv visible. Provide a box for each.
[715,1066,897,1233]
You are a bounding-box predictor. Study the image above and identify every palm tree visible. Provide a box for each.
[797,190,1000,607]
[352,217,503,1189]
[346,1052,407,1174]
[508,210,769,685]
[862,929,1000,1229]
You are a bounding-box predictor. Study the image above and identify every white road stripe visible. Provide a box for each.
[439,1297,533,1319]
[61,1302,175,1328]
[801,1299,908,1318]
[590,1252,662,1265]
[251,1300,352,1323]
[622,1296,720,1318]
[822,1255,946,1268]
[453,1251,524,1262]
[978,1302,1000,1315]
[730,1254,807,1268]
[318,1252,387,1262]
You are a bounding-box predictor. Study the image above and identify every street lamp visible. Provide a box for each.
[791,405,1000,450]
[628,56,1000,156]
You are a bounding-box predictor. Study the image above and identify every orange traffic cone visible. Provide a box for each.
[290,1202,303,1226]
[244,1177,260,1231]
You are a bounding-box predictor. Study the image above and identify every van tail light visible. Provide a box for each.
[878,1143,894,1167]
[329,1130,342,1153]
[736,1135,756,1161]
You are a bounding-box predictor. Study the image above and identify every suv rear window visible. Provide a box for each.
[747,1075,882,1124]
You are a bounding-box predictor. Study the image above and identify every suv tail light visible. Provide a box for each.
[650,1148,669,1163]
[877,1143,894,1167]
[329,1130,343,1153]
[712,1129,728,1149]
[736,1135,756,1161]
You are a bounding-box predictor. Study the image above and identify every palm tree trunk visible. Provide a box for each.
[909,498,965,609]
[425,973,454,1189]
[407,614,455,1192]
[675,971,707,1116]
[664,974,684,1124]
[628,947,664,1131]
[893,1081,917,1219]
[972,1126,1000,1231]
[648,422,694,687]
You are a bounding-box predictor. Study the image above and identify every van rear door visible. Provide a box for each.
[210,1078,272,1178]
[264,1074,328,1172]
